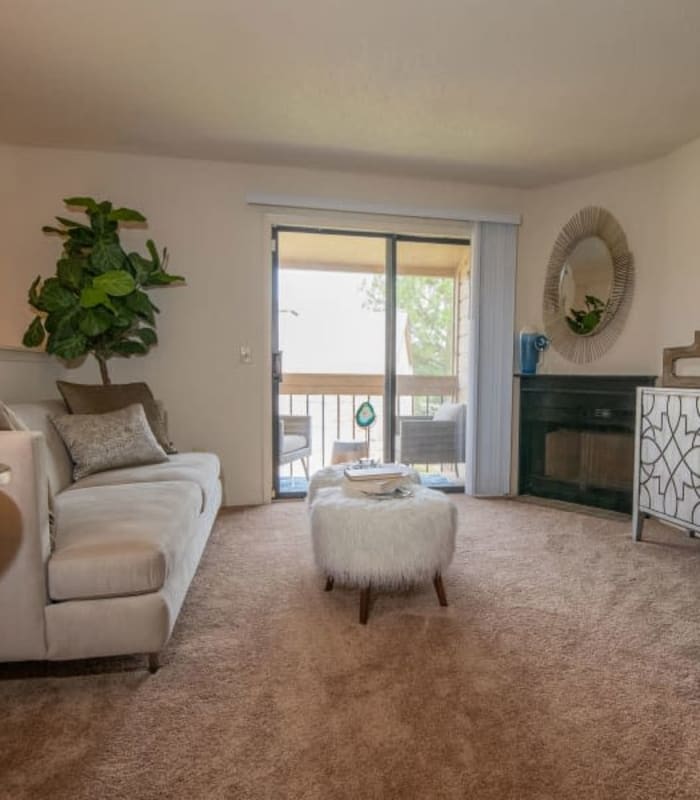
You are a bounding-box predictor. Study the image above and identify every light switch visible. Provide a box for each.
[239,345,253,364]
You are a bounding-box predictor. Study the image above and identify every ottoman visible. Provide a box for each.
[309,484,457,623]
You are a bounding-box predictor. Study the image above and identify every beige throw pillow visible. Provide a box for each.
[56,381,176,454]
[52,403,169,481]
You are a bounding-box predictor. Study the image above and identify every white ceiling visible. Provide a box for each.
[2,0,700,188]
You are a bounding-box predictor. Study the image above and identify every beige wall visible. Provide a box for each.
[0,350,62,403]
[517,136,700,379]
[0,144,524,504]
[517,156,668,376]
[5,135,700,503]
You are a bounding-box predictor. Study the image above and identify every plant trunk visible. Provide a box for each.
[96,355,111,385]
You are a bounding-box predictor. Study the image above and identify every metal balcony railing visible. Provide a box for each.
[278,373,460,475]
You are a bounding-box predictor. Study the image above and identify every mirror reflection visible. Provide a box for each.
[558,236,613,335]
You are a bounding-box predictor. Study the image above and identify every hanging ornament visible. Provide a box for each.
[355,400,376,429]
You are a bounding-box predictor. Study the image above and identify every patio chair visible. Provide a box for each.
[397,402,466,471]
[279,415,312,479]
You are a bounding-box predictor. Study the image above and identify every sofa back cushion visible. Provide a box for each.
[8,400,73,496]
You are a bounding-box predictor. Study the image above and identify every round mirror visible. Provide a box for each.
[558,236,614,336]
[543,207,634,363]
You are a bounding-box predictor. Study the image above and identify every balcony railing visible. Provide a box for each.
[279,372,460,474]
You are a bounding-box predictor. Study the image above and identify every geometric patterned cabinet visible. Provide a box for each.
[633,387,700,540]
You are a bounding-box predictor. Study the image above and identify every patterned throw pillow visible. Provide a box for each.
[56,381,177,454]
[51,403,169,481]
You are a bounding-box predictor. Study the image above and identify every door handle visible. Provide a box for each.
[272,351,283,383]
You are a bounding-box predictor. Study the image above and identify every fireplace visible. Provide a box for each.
[518,375,656,512]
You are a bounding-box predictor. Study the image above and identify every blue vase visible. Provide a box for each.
[520,331,539,375]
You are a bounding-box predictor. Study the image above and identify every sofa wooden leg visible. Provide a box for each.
[359,586,370,625]
[324,576,334,591]
[147,652,160,673]
[433,573,448,607]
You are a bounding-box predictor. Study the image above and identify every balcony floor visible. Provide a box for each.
[279,471,464,496]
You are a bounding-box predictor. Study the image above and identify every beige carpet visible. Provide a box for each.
[2,496,700,800]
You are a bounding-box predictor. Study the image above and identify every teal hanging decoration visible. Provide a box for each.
[355,400,376,429]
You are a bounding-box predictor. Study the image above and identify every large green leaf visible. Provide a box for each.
[90,239,125,272]
[22,316,45,348]
[79,286,116,313]
[80,286,107,308]
[93,270,136,297]
[47,332,88,360]
[134,327,158,346]
[39,278,77,312]
[126,252,153,284]
[106,298,137,328]
[42,225,67,236]
[57,258,85,290]
[45,308,74,334]
[79,307,113,337]
[64,197,98,212]
[67,227,95,248]
[125,290,157,324]
[55,216,91,231]
[109,207,146,223]
[144,270,185,286]
[28,276,41,308]
[111,339,148,356]
[146,239,161,271]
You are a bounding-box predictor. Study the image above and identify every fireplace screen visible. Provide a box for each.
[519,375,656,513]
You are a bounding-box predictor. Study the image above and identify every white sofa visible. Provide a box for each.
[0,400,222,671]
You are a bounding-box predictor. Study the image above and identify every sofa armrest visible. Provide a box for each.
[0,431,51,660]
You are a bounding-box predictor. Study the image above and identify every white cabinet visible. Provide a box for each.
[633,387,700,540]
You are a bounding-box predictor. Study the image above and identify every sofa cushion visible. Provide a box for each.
[49,481,201,601]
[67,452,221,513]
[9,400,73,496]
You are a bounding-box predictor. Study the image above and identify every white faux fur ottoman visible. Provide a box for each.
[309,485,457,623]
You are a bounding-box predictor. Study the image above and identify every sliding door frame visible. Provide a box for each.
[272,224,470,497]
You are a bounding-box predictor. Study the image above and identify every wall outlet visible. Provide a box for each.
[239,345,253,364]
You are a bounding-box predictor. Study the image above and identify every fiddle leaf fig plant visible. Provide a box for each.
[23,197,184,384]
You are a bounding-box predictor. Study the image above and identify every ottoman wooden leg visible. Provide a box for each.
[433,573,448,607]
[324,576,334,591]
[359,586,371,624]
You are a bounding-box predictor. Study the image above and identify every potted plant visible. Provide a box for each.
[22,197,183,384]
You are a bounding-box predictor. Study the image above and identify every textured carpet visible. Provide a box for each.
[2,497,700,800]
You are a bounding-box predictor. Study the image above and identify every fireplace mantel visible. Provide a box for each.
[518,374,656,512]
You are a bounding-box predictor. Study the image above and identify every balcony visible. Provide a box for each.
[278,372,465,493]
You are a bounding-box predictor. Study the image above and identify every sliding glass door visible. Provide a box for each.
[394,238,468,488]
[272,226,469,498]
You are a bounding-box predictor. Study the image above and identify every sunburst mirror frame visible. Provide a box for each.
[542,206,634,364]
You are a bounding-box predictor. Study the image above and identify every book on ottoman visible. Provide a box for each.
[343,465,408,481]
